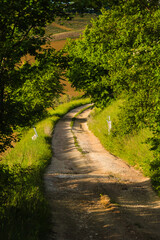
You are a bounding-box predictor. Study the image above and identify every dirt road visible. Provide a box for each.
[44,105,160,240]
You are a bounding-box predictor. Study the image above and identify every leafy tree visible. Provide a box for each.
[0,0,112,136]
[0,1,68,131]
[0,0,94,153]
[66,0,160,124]
[1,0,110,151]
[66,0,160,178]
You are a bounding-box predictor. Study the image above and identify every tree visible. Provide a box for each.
[0,0,80,153]
[66,0,160,194]
[66,0,160,159]
[0,0,112,134]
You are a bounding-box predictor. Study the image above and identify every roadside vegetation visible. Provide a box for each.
[0,97,90,240]
[0,0,99,153]
[88,99,154,178]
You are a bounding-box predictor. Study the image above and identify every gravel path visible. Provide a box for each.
[44,105,160,240]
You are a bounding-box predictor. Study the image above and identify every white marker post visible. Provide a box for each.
[32,126,38,140]
[107,116,112,135]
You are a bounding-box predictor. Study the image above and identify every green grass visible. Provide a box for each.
[0,97,91,240]
[88,99,154,177]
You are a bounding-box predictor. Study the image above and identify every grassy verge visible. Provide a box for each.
[88,99,155,182]
[0,97,91,240]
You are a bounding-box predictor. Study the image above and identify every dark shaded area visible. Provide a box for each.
[0,132,16,155]
[0,164,51,240]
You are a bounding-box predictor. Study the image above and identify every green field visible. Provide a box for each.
[45,13,97,36]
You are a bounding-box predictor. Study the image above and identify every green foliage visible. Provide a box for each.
[66,2,160,112]
[65,53,111,108]
[0,97,91,239]
[0,48,64,152]
[0,0,109,149]
[1,0,96,152]
[11,52,64,127]
[0,0,71,147]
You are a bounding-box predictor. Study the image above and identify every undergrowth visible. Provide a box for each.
[0,97,90,240]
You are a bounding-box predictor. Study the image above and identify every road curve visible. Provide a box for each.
[44,105,160,240]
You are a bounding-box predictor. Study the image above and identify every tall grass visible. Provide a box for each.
[0,97,90,240]
[88,99,154,177]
